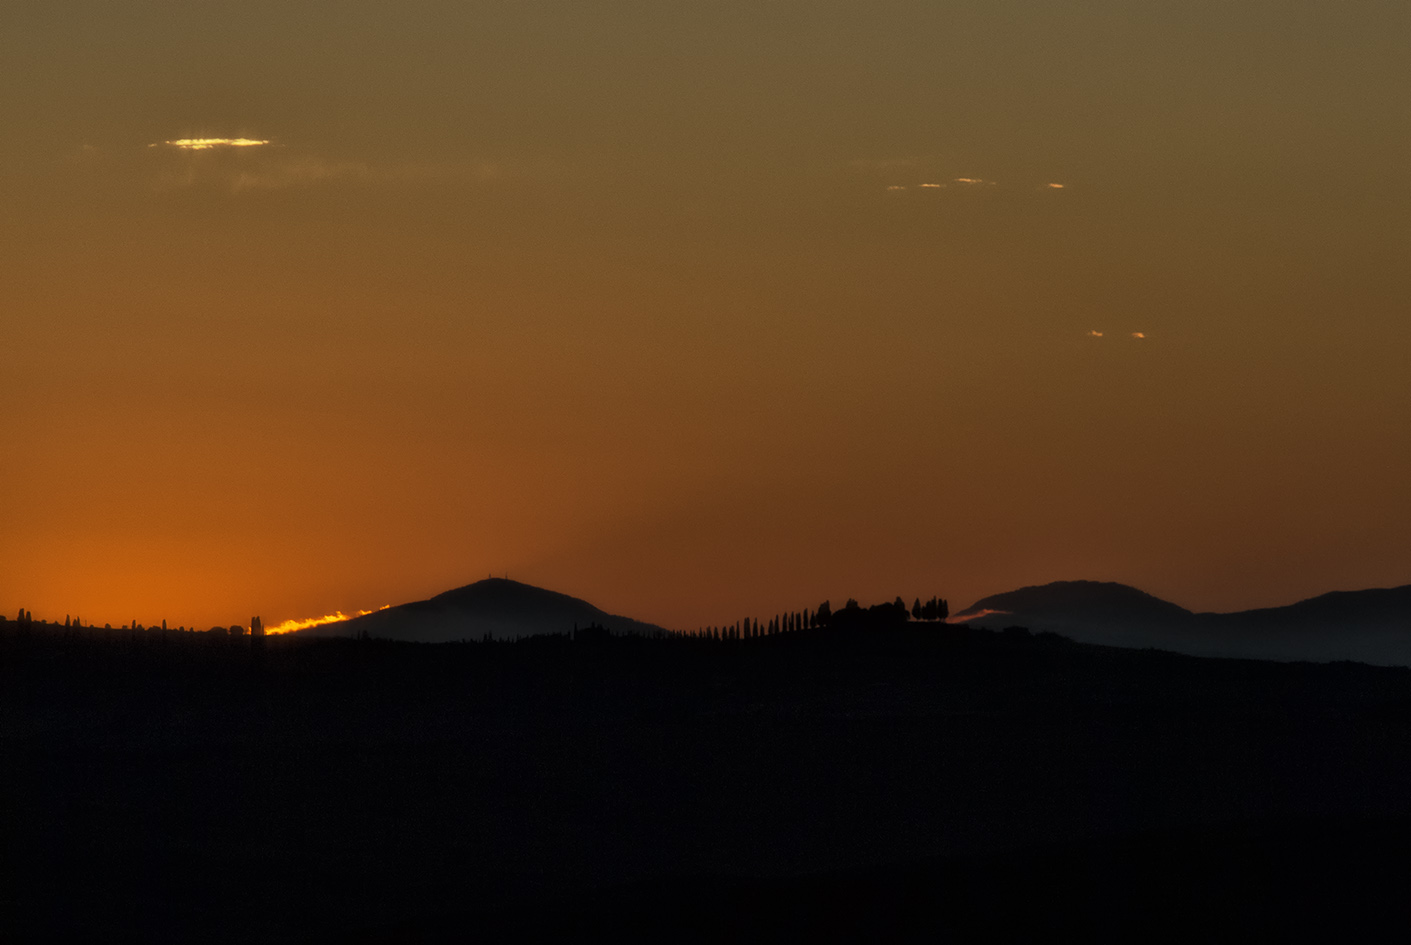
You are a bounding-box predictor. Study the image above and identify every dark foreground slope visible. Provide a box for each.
[302,577,668,643]
[7,624,1411,941]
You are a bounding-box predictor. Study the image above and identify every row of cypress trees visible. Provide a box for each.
[685,595,950,641]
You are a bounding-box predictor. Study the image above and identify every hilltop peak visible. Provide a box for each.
[300,577,666,643]
[955,580,1193,624]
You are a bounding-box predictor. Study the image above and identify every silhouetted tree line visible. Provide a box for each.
[1,608,281,648]
[679,593,950,642]
[5,594,957,651]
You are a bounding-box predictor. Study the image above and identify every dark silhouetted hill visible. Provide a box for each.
[298,577,668,643]
[954,580,1411,664]
[955,580,1192,630]
[1212,585,1411,633]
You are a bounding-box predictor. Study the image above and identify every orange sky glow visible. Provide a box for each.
[3,1,1407,632]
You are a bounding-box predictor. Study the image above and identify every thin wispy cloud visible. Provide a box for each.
[1086,330,1149,340]
[850,159,1064,196]
[226,156,374,192]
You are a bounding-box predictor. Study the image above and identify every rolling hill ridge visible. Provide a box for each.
[297,577,667,643]
[954,580,1411,665]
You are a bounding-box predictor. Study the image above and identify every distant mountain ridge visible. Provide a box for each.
[954,580,1411,665]
[298,578,667,643]
[299,575,1411,665]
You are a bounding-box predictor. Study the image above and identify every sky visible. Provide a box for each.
[3,0,1408,631]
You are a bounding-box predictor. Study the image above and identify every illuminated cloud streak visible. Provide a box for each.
[152,137,270,150]
[1131,332,1146,339]
[1087,330,1104,338]
[947,608,1011,624]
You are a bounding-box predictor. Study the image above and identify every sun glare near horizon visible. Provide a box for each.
[266,606,389,635]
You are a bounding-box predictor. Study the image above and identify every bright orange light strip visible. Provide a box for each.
[266,605,389,635]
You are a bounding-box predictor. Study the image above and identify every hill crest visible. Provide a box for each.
[299,577,667,643]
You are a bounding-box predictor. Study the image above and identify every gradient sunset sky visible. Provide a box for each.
[3,1,1407,631]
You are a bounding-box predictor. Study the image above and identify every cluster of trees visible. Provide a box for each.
[913,596,950,621]
[211,618,265,638]
[683,594,951,642]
